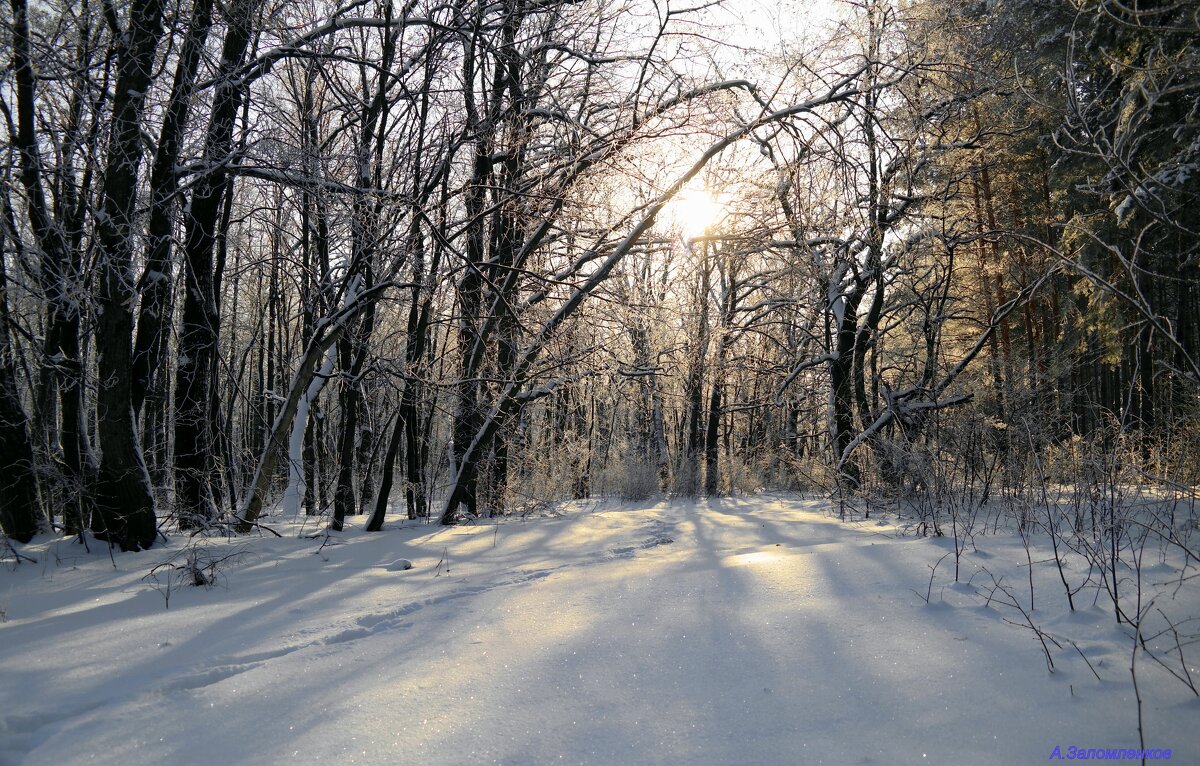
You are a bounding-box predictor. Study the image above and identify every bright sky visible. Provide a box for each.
[615,0,854,242]
[667,188,726,238]
[716,0,848,59]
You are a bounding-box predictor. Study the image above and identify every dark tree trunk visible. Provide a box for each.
[450,10,505,520]
[683,245,711,495]
[209,182,238,515]
[131,0,216,416]
[0,369,40,543]
[830,288,862,489]
[366,412,405,531]
[332,10,394,530]
[174,0,257,529]
[90,0,168,550]
[330,369,360,531]
[298,59,330,519]
[0,228,42,542]
[705,262,737,497]
[400,374,427,519]
[971,173,1007,418]
[452,183,485,518]
[399,225,436,520]
[704,368,723,496]
[331,285,378,531]
[8,0,95,536]
[356,400,376,515]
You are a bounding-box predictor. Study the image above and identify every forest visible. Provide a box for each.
[2,0,1196,549]
[0,0,1195,547]
[1,0,1198,762]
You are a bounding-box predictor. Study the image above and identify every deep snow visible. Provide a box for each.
[1,495,1196,765]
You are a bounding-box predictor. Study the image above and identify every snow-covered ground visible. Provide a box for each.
[2,495,1196,765]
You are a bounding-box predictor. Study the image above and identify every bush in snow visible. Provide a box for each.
[599,453,662,502]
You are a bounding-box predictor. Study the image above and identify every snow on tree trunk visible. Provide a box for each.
[281,347,336,516]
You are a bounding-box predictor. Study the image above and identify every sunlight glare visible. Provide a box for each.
[667,189,725,239]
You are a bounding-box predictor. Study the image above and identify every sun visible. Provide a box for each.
[667,189,725,239]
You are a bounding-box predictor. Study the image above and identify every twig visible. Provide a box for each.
[1132,611,1147,765]
[1068,639,1103,682]
[1,534,37,566]
[226,514,283,538]
[911,552,951,604]
[982,566,1058,673]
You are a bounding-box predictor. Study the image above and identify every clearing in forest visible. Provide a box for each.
[1,495,1196,765]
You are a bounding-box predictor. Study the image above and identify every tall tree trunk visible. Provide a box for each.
[978,165,1014,390]
[91,0,168,549]
[683,243,711,495]
[704,270,734,496]
[0,360,40,543]
[830,286,863,489]
[0,220,42,542]
[175,0,258,528]
[131,0,217,416]
[399,220,437,520]
[333,8,394,530]
[627,320,670,489]
[8,0,95,536]
[366,411,405,531]
[331,292,377,530]
[971,173,1006,419]
[453,153,486,518]
[704,373,722,496]
[299,64,330,518]
[398,153,451,521]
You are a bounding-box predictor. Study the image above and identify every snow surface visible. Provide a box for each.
[1,496,1196,765]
